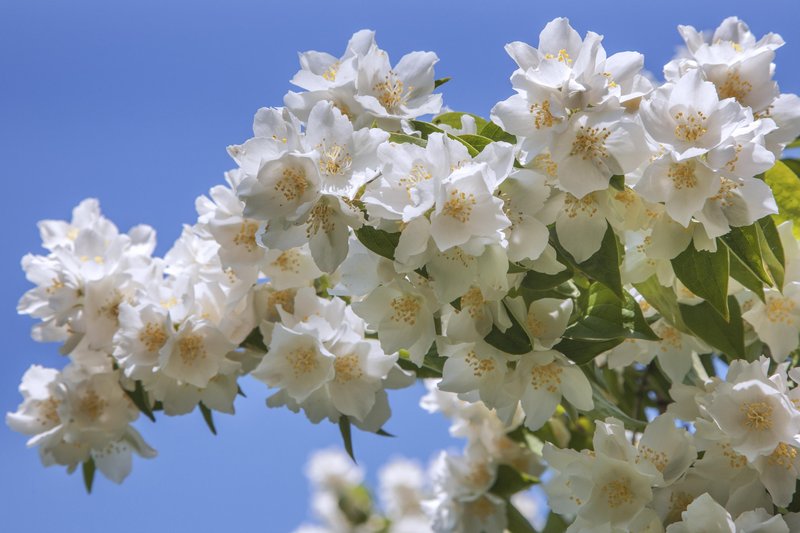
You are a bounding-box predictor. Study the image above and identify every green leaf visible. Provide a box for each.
[432,111,489,132]
[542,512,569,533]
[633,275,689,333]
[721,225,772,286]
[387,132,426,147]
[479,121,517,144]
[338,416,356,463]
[757,216,786,289]
[729,250,766,302]
[354,226,400,261]
[199,402,217,435]
[237,385,247,398]
[456,133,495,154]
[765,160,800,237]
[447,133,479,157]
[434,77,451,88]
[123,380,155,422]
[409,120,444,139]
[506,501,539,533]
[671,241,730,320]
[484,302,533,355]
[784,158,800,177]
[490,464,539,498]
[82,458,96,494]
[609,174,625,191]
[551,223,623,299]
[241,327,268,352]
[375,428,395,437]
[787,138,800,149]
[555,337,624,365]
[519,268,572,291]
[679,296,745,359]
[564,283,658,341]
[584,378,647,431]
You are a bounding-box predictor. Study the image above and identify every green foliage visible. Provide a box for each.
[765,160,800,237]
[199,402,217,435]
[490,464,539,498]
[433,77,451,88]
[355,226,400,261]
[679,296,745,359]
[338,416,356,463]
[431,111,489,131]
[551,224,624,299]
[387,132,426,147]
[671,242,730,319]
[479,121,517,144]
[123,380,156,422]
[82,458,96,494]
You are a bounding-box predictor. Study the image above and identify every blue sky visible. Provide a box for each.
[1,1,799,531]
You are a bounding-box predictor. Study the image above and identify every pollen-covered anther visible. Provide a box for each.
[178,334,207,366]
[334,354,363,383]
[530,362,562,393]
[740,400,774,431]
[717,70,753,102]
[306,201,336,237]
[288,347,318,377]
[233,220,259,252]
[465,350,495,377]
[442,189,476,223]
[764,295,795,324]
[602,477,634,509]
[272,249,302,274]
[390,295,420,325]
[275,167,309,202]
[139,322,168,353]
[318,143,352,176]
[530,100,559,129]
[673,110,708,142]
[570,126,611,162]
[667,161,699,189]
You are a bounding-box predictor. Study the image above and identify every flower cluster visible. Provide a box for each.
[9,15,800,532]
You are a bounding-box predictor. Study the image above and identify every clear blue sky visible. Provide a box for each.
[1,1,798,531]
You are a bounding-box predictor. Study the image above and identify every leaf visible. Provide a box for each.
[506,501,539,533]
[484,302,533,355]
[237,385,247,398]
[434,77,451,88]
[633,275,690,333]
[457,133,495,154]
[609,174,625,191]
[82,458,96,494]
[788,138,800,149]
[338,416,356,463]
[490,464,539,498]
[241,327,268,352]
[409,120,444,139]
[551,223,623,299]
[584,378,647,431]
[479,121,517,144]
[447,133,479,157]
[564,283,658,342]
[729,250,766,302]
[764,160,800,237]
[679,296,745,359]
[671,241,730,320]
[354,226,400,261]
[387,132,426,147]
[199,402,217,435]
[721,225,772,286]
[555,337,624,365]
[542,512,569,533]
[432,111,489,132]
[519,268,572,291]
[375,428,395,437]
[123,380,155,422]
[757,216,786,289]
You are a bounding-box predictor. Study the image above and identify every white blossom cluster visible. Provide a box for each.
[293,383,544,533]
[9,15,800,532]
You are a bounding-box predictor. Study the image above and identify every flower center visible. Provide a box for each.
[530,362,562,393]
[334,354,363,383]
[288,347,318,377]
[667,161,699,189]
[740,400,773,431]
[390,295,420,325]
[442,189,476,223]
[275,167,309,202]
[233,220,259,252]
[673,110,708,142]
[318,144,352,176]
[570,126,611,163]
[139,322,168,353]
[178,334,207,366]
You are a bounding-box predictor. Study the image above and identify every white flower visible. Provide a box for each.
[351,278,436,366]
[742,284,800,361]
[513,350,593,430]
[158,318,238,389]
[705,379,800,461]
[251,323,335,403]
